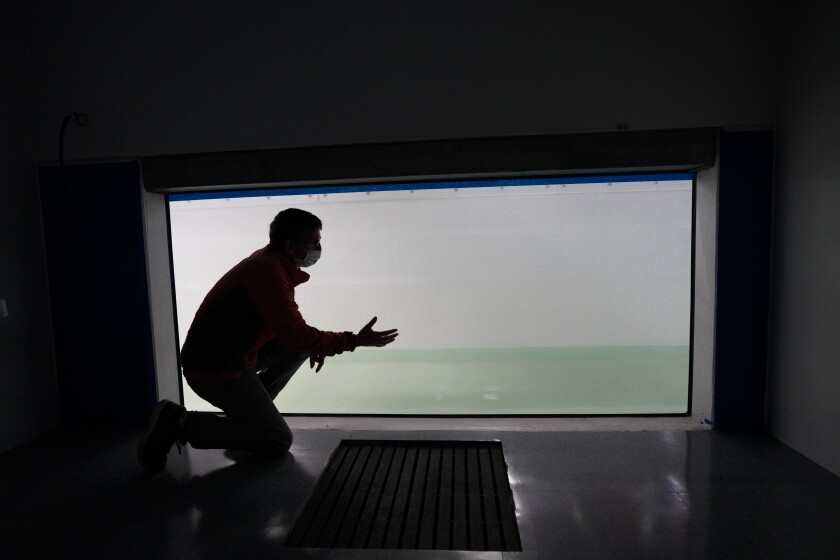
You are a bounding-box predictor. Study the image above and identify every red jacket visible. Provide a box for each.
[181,246,356,381]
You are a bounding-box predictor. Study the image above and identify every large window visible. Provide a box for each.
[169,173,693,415]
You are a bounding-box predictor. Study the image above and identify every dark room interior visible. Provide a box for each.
[2,1,839,558]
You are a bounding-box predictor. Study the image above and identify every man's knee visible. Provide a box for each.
[288,351,308,368]
[262,428,293,456]
[257,342,308,370]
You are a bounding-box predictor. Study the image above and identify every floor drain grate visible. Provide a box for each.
[284,440,521,551]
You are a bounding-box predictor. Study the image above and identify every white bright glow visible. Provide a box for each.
[169,178,693,414]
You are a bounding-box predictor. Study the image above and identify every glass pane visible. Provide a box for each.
[169,175,693,414]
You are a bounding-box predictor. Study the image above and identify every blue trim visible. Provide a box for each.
[169,172,694,202]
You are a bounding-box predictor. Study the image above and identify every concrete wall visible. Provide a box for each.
[0,1,61,453]
[767,2,840,476]
[34,1,778,161]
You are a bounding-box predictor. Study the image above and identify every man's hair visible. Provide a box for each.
[269,208,322,249]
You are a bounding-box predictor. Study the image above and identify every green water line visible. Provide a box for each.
[269,346,690,415]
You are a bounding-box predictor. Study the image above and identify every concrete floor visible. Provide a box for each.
[3,420,839,559]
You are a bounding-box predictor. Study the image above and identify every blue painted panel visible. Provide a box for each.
[39,162,157,427]
[714,131,774,432]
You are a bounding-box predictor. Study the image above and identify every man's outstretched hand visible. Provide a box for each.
[356,317,399,348]
[311,318,396,372]
[309,354,325,372]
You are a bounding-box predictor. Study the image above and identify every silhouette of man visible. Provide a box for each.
[138,208,398,470]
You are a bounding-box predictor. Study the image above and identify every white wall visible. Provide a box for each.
[767,2,840,476]
[33,0,778,161]
[141,191,181,404]
[0,1,61,453]
[693,162,719,428]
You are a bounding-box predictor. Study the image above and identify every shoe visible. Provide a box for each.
[137,399,185,471]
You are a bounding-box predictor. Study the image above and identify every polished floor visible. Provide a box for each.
[3,423,839,559]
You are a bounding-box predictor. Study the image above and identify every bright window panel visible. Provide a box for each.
[169,174,693,414]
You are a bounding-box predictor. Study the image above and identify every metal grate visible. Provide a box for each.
[284,440,521,551]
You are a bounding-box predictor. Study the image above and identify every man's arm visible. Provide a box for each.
[247,258,356,356]
[309,317,398,372]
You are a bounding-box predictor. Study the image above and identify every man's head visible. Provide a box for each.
[269,208,322,266]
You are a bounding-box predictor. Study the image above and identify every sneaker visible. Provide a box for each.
[137,399,185,471]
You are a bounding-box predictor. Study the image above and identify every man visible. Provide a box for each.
[138,208,398,470]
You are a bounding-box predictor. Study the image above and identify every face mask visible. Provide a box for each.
[296,249,320,268]
[292,244,321,268]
